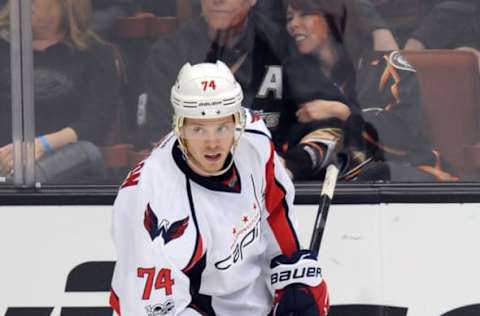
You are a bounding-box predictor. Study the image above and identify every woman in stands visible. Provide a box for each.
[0,0,120,183]
[284,0,458,181]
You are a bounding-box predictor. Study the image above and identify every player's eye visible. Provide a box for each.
[217,125,228,133]
[192,126,205,134]
[217,123,234,134]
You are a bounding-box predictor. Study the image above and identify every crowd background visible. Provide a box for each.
[1,0,479,185]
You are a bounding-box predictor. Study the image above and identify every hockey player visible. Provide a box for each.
[109,61,329,315]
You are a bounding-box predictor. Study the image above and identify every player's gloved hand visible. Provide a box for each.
[270,250,329,316]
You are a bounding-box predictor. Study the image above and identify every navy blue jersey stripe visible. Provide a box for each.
[183,177,202,272]
[244,128,271,139]
[275,177,301,249]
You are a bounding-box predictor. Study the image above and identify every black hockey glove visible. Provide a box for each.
[270,250,329,316]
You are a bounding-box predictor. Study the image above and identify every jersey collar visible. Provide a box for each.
[172,141,242,193]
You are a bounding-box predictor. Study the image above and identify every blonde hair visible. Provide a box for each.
[0,0,101,50]
[0,3,9,30]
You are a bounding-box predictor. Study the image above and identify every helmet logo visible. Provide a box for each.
[199,101,222,107]
[201,80,217,91]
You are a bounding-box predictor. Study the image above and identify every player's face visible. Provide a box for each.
[286,6,330,55]
[182,116,236,175]
[202,0,257,31]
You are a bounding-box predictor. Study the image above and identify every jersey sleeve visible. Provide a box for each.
[262,141,302,260]
[243,110,301,259]
[110,160,203,316]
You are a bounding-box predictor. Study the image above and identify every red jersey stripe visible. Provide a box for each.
[109,289,121,315]
[183,236,204,273]
[265,143,299,256]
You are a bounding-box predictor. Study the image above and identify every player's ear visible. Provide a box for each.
[250,0,257,8]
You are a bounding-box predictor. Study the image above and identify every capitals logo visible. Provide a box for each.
[144,203,189,244]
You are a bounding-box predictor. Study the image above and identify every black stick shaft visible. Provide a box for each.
[309,164,339,254]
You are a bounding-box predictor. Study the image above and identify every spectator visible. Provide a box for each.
[140,0,288,144]
[139,0,366,181]
[285,0,458,181]
[0,0,120,183]
[402,0,477,51]
[342,0,478,63]
[400,0,480,71]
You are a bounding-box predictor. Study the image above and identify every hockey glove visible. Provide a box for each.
[270,250,329,316]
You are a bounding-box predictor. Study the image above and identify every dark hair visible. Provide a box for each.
[287,0,355,95]
[287,0,345,44]
[288,0,333,15]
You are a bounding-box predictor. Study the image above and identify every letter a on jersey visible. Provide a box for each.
[257,66,282,99]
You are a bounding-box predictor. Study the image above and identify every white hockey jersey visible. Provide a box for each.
[110,113,301,316]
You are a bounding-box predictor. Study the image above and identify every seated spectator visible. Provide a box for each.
[0,0,121,184]
[285,0,458,181]
[401,0,480,71]
[140,0,286,144]
[343,0,478,62]
[402,0,478,51]
[139,0,367,181]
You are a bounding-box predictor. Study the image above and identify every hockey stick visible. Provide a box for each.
[309,163,340,255]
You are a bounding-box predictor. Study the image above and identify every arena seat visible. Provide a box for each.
[115,0,192,39]
[104,1,195,179]
[98,44,134,183]
[402,50,480,179]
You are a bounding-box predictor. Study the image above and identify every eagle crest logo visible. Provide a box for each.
[144,203,189,244]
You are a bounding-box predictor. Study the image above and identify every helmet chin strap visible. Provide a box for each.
[179,134,242,176]
[184,148,236,177]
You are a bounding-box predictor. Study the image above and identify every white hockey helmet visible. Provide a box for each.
[171,61,246,174]
[172,60,246,135]
[171,60,244,121]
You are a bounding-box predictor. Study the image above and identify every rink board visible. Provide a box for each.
[1,203,480,316]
